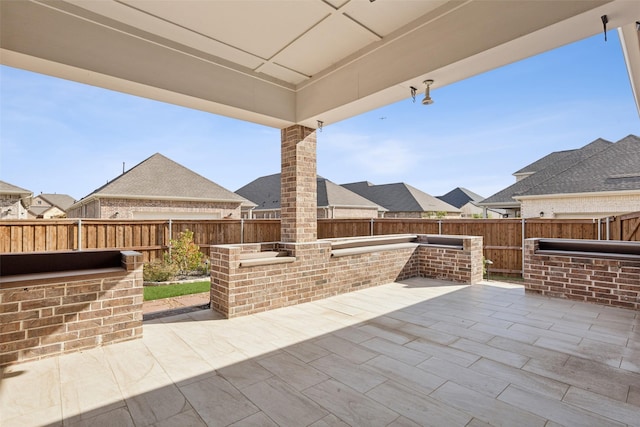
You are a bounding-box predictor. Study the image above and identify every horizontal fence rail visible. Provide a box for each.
[1,213,638,276]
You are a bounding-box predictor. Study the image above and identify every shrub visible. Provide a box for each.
[166,229,205,276]
[143,261,178,282]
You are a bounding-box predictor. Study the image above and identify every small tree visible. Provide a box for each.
[165,230,204,276]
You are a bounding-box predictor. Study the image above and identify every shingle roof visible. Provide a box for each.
[236,173,385,211]
[28,206,51,216]
[518,134,640,196]
[481,138,613,206]
[437,187,484,209]
[38,194,76,210]
[342,181,459,213]
[513,149,575,175]
[80,153,249,204]
[0,180,32,195]
[235,173,282,210]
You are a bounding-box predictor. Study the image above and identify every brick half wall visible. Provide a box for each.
[210,235,483,318]
[0,251,144,366]
[417,236,483,284]
[523,238,640,310]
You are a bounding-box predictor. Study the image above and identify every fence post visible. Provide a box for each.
[168,219,173,257]
[241,218,244,243]
[438,220,442,235]
[370,218,374,236]
[521,218,525,276]
[597,218,601,240]
[606,217,610,240]
[77,219,82,251]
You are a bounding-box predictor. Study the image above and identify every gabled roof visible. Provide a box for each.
[437,187,484,209]
[38,193,76,210]
[236,173,385,211]
[513,149,575,176]
[517,134,640,197]
[0,180,32,196]
[481,138,613,207]
[76,153,250,205]
[28,206,51,217]
[342,181,459,213]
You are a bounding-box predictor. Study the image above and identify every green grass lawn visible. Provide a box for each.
[143,281,211,301]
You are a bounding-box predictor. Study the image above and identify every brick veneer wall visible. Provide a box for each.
[281,125,317,243]
[69,198,241,219]
[520,193,640,219]
[210,235,483,318]
[417,236,484,284]
[0,251,143,366]
[523,239,640,310]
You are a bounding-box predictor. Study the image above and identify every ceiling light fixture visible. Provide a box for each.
[422,79,434,105]
[317,120,324,132]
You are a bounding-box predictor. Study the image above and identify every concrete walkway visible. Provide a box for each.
[2,278,639,427]
[142,292,210,319]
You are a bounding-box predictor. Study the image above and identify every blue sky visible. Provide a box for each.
[1,32,638,201]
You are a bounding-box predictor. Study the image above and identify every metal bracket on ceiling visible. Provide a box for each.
[601,15,608,42]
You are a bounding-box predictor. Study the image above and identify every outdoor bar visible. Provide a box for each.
[0,250,143,365]
[524,238,640,310]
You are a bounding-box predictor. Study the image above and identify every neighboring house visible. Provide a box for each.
[342,181,460,218]
[0,180,32,220]
[437,187,486,218]
[29,193,76,219]
[480,137,613,218]
[481,135,640,219]
[68,153,253,219]
[437,187,506,218]
[236,173,386,219]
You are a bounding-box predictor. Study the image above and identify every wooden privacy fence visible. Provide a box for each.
[1,213,638,276]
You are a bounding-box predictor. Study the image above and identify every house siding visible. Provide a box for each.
[521,193,640,218]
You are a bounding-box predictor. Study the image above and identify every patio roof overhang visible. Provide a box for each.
[1,0,639,129]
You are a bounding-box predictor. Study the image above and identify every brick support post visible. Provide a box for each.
[281,125,317,243]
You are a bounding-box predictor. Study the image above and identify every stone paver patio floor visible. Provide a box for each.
[1,278,639,427]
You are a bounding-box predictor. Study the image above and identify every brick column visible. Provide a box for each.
[281,125,317,243]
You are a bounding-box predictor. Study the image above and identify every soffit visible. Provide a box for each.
[1,0,638,128]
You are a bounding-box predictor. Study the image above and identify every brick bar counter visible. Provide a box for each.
[210,234,483,318]
[524,238,640,310]
[0,250,144,366]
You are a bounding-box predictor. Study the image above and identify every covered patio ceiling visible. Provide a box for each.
[1,0,639,129]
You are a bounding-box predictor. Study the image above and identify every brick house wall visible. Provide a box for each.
[0,195,29,220]
[252,207,379,219]
[68,198,241,219]
[523,239,640,310]
[67,199,100,218]
[520,193,640,219]
[0,252,144,366]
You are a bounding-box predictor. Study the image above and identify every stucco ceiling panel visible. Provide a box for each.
[274,13,379,77]
[123,0,328,60]
[66,0,264,69]
[341,0,449,37]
